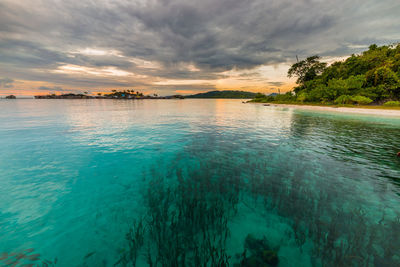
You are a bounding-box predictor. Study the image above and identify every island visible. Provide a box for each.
[35,90,184,99]
[5,95,16,99]
[186,90,257,99]
[34,90,257,99]
[250,44,400,108]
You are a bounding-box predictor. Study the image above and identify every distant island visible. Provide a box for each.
[186,90,257,99]
[250,44,400,107]
[35,90,184,99]
[34,90,256,99]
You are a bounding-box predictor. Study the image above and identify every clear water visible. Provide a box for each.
[1,99,400,267]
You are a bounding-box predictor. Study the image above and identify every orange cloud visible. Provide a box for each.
[175,90,197,94]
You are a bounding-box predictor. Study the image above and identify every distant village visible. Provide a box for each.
[34,90,184,99]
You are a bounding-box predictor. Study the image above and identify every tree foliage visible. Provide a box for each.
[288,55,327,85]
[285,44,400,104]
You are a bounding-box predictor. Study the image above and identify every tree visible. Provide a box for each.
[286,44,400,103]
[288,55,327,85]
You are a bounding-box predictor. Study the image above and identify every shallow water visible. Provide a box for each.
[1,99,400,266]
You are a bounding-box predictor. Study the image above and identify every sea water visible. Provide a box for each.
[1,99,400,266]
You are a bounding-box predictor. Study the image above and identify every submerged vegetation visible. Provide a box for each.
[251,44,400,106]
[116,158,242,266]
[110,128,400,267]
[0,249,57,266]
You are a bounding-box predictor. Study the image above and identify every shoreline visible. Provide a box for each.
[257,103,400,117]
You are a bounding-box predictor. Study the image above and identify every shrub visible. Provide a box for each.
[254,93,267,99]
[334,95,353,104]
[351,95,373,105]
[297,92,308,102]
[383,101,400,107]
[275,92,295,102]
[250,93,275,103]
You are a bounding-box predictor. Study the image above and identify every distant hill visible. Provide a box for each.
[186,90,257,99]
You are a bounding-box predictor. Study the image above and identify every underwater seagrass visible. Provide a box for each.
[117,121,400,267]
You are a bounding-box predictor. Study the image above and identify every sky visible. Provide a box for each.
[0,0,400,97]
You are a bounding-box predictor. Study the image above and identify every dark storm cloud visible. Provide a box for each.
[38,86,66,91]
[0,0,399,92]
[268,82,285,87]
[155,84,217,93]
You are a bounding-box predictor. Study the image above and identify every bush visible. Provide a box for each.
[297,92,308,102]
[334,95,353,104]
[383,101,400,107]
[275,92,296,102]
[351,95,373,105]
[250,93,275,103]
[254,93,267,99]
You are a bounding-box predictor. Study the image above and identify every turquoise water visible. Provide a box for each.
[1,99,400,267]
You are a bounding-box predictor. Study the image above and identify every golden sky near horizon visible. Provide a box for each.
[0,56,297,97]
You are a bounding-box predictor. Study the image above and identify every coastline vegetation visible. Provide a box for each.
[186,90,257,99]
[33,90,256,99]
[34,90,184,99]
[250,44,400,108]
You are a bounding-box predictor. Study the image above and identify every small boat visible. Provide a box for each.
[263,104,270,106]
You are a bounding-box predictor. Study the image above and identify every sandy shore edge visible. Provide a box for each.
[256,103,400,117]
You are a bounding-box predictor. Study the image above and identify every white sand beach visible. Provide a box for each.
[262,103,400,117]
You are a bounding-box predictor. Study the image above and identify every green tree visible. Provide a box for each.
[297,92,308,102]
[383,101,400,106]
[288,56,327,85]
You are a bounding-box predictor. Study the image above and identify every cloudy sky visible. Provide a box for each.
[0,0,399,96]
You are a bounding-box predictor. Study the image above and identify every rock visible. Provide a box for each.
[244,234,270,252]
[238,234,279,267]
[242,255,269,267]
[261,250,279,266]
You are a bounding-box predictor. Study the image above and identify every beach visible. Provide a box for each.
[260,103,400,117]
